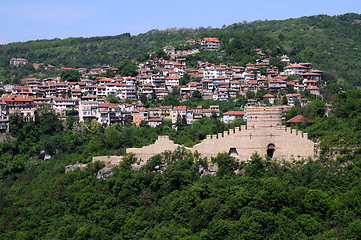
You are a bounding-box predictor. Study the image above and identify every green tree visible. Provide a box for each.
[179,73,191,86]
[140,93,148,106]
[175,114,187,130]
[9,112,25,137]
[162,94,180,107]
[117,59,138,77]
[212,153,238,177]
[60,69,81,82]
[101,69,116,78]
[304,99,326,118]
[246,90,255,100]
[255,87,267,99]
[245,153,266,178]
[192,90,202,100]
[106,94,119,103]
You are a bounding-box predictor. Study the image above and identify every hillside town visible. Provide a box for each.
[1,38,324,134]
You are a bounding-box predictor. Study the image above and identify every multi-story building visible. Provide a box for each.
[201,37,221,51]
[133,110,149,127]
[52,98,77,118]
[79,101,99,123]
[160,106,172,119]
[286,94,301,106]
[222,111,245,124]
[2,95,35,121]
[0,100,8,133]
[171,106,187,124]
[10,58,28,66]
[284,64,307,77]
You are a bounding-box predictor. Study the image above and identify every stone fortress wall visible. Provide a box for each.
[127,136,183,161]
[127,107,316,162]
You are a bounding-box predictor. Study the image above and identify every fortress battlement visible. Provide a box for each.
[127,107,315,162]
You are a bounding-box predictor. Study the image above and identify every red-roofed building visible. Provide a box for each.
[222,111,245,123]
[284,64,307,77]
[286,94,301,106]
[2,95,35,121]
[160,106,172,119]
[71,89,82,99]
[10,58,28,66]
[171,106,187,124]
[53,98,77,118]
[184,40,197,45]
[147,117,163,127]
[247,99,259,106]
[230,81,240,91]
[281,55,290,64]
[300,63,312,69]
[201,37,221,51]
[244,73,255,81]
[79,101,98,123]
[302,72,322,81]
[165,76,179,87]
[286,115,314,124]
[268,78,287,92]
[308,86,320,96]
[163,46,176,54]
[263,94,275,104]
[303,80,317,87]
[245,63,255,70]
[0,100,8,133]
[133,109,149,127]
[148,108,160,118]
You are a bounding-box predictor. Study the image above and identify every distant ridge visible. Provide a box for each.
[1,13,361,86]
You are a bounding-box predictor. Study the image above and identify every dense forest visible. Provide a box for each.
[2,13,361,86]
[1,88,361,239]
[3,147,361,239]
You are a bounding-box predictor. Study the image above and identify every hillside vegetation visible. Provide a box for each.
[1,13,361,86]
[1,88,361,238]
[2,147,361,239]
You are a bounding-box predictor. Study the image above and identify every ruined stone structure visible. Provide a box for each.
[127,136,182,161]
[127,107,316,162]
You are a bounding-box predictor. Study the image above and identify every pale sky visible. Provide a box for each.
[1,0,360,44]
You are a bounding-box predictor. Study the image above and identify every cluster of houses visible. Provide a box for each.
[0,90,290,134]
[1,43,324,134]
[137,48,322,104]
[0,90,224,132]
[163,37,221,56]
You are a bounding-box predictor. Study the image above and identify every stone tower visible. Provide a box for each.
[127,107,316,162]
[246,107,282,129]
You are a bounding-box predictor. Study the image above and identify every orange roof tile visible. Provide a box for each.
[173,106,187,111]
[263,94,275,98]
[223,111,244,116]
[286,115,314,123]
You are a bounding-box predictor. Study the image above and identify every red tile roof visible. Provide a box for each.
[2,95,33,102]
[173,106,187,111]
[286,115,314,123]
[308,86,319,90]
[202,37,220,43]
[223,111,244,116]
[284,64,306,69]
[263,94,275,98]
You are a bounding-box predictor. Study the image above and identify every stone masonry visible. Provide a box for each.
[126,107,316,162]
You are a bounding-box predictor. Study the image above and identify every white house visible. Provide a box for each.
[222,111,245,123]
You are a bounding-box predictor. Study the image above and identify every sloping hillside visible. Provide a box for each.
[1,13,361,85]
